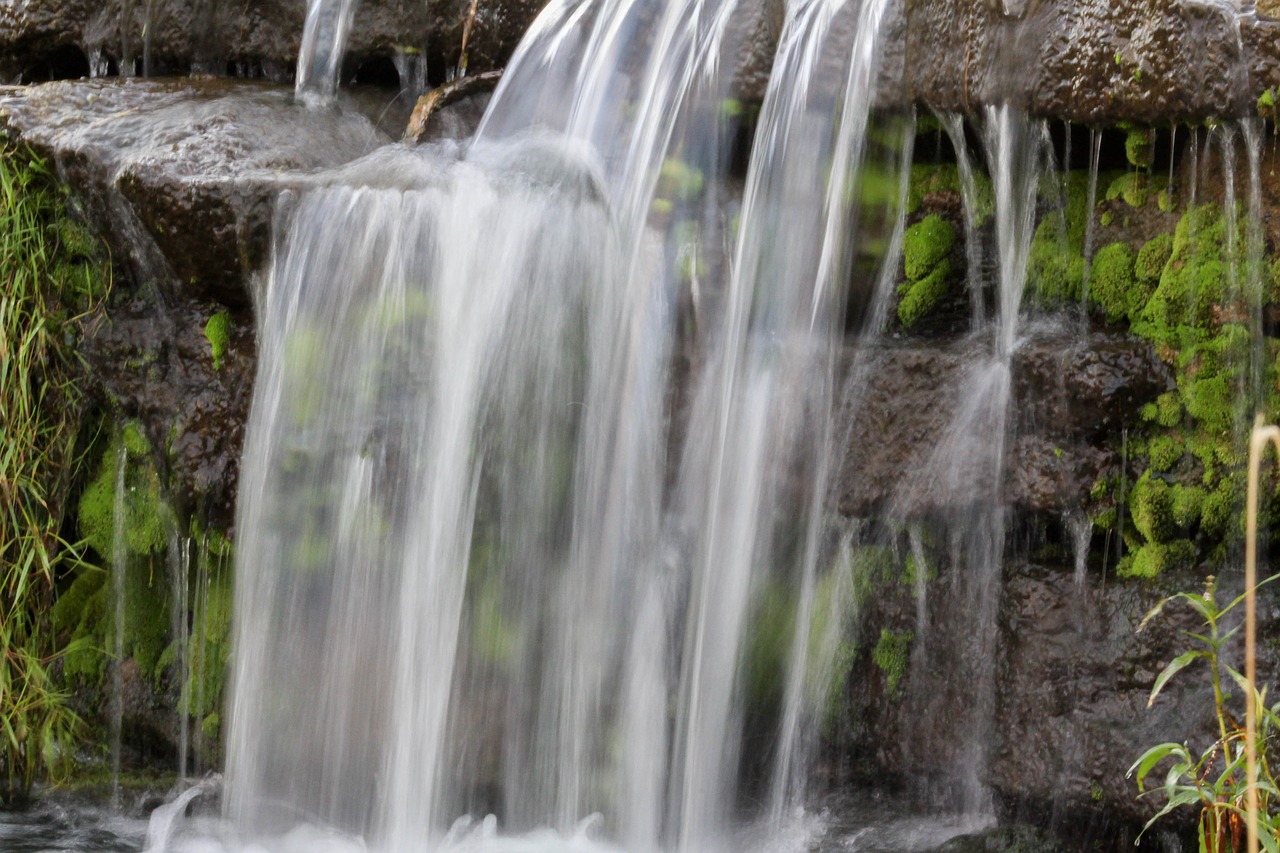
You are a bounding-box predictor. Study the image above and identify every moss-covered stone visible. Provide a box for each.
[1135,233,1173,284]
[1147,435,1183,473]
[1088,242,1139,323]
[906,164,994,224]
[903,215,955,281]
[897,261,951,328]
[1120,539,1195,578]
[1170,484,1205,528]
[78,427,170,560]
[1130,473,1173,543]
[1105,173,1150,208]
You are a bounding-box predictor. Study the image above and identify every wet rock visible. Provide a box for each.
[0,78,390,524]
[927,823,1067,853]
[835,327,1166,518]
[0,0,550,85]
[0,78,388,306]
[894,0,1280,124]
[846,559,1280,834]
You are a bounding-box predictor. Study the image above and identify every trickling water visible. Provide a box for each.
[938,113,986,325]
[110,441,128,811]
[392,47,429,100]
[142,0,158,76]
[907,525,929,643]
[894,105,1044,818]
[168,533,192,780]
[121,0,137,77]
[1078,128,1102,317]
[1067,511,1092,588]
[1242,118,1266,406]
[1189,127,1201,212]
[296,0,362,106]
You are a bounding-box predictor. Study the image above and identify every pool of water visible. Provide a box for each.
[0,789,996,853]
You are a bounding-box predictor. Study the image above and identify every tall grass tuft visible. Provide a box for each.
[0,140,110,803]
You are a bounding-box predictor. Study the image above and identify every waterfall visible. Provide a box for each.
[228,0,902,848]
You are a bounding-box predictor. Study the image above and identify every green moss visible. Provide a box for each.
[1125,128,1155,169]
[1130,473,1173,543]
[204,311,231,371]
[872,628,913,698]
[903,215,955,280]
[1183,374,1235,434]
[1170,484,1205,528]
[1134,204,1229,347]
[77,428,169,559]
[906,164,994,223]
[1199,479,1237,538]
[53,569,109,680]
[1100,211,1115,227]
[1093,507,1118,530]
[1140,392,1183,428]
[1105,173,1149,208]
[1121,539,1195,578]
[1157,189,1175,213]
[1088,242,1139,323]
[1029,219,1085,303]
[1135,234,1173,284]
[1147,435,1183,472]
[897,261,951,328]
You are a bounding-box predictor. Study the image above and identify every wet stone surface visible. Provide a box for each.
[0,78,396,526]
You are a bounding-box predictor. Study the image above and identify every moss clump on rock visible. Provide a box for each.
[1125,128,1155,169]
[903,214,955,280]
[897,214,955,328]
[204,310,231,370]
[78,425,169,559]
[1133,204,1229,348]
[1105,173,1150,208]
[1088,242,1138,322]
[1135,233,1173,284]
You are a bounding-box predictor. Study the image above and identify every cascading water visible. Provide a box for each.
[226,0,904,848]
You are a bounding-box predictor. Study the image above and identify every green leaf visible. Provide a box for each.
[1150,651,1206,707]
[1130,742,1191,787]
